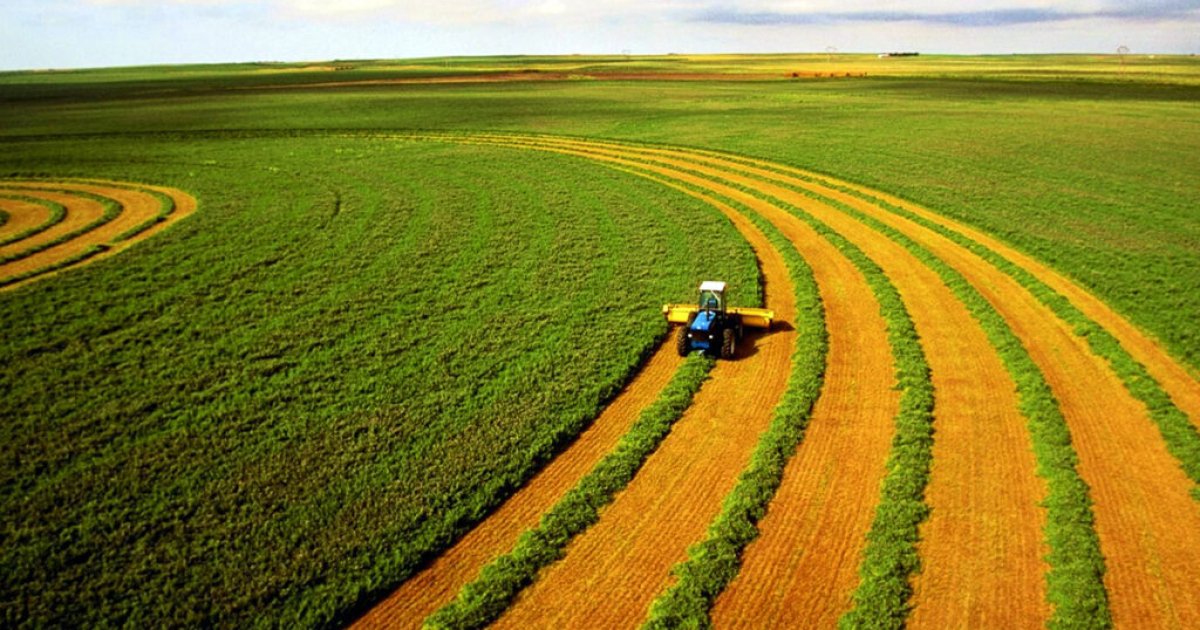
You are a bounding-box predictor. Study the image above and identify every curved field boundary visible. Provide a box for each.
[0,195,67,247]
[0,190,108,263]
[640,148,1200,625]
[661,148,1200,432]
[540,139,1039,629]
[0,180,195,290]
[436,138,936,626]
[772,164,1200,416]
[537,135,1196,627]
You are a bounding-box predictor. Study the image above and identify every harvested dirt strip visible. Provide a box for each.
[0,190,105,264]
[804,174,1200,424]
[705,200,897,626]
[676,154,1200,628]
[0,181,195,290]
[0,197,52,242]
[353,344,684,628]
[521,136,1200,626]
[487,156,797,629]
[661,149,1200,428]
[668,178,899,628]
[484,137,1048,626]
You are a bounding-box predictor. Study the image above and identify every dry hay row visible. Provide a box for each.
[650,144,1200,628]
[0,194,67,247]
[354,344,685,627]
[349,132,1200,629]
[478,138,921,628]
[486,145,800,629]
[440,133,1200,628]
[387,134,930,627]
[0,179,195,290]
[356,136,805,629]
[439,134,1043,627]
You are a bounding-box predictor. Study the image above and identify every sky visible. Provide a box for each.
[1,0,1197,71]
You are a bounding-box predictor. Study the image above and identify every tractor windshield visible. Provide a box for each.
[698,289,723,312]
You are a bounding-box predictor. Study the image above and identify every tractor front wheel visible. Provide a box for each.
[676,326,691,357]
[721,328,736,359]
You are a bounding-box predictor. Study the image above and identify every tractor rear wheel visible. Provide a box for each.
[676,326,691,357]
[721,328,736,359]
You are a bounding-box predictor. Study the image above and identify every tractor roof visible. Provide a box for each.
[699,280,727,293]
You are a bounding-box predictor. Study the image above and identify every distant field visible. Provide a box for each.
[1,54,1197,627]
[4,56,1197,369]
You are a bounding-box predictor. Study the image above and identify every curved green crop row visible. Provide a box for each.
[546,141,934,627]
[511,139,936,627]
[0,193,68,248]
[854,191,1200,501]
[658,148,1113,626]
[701,152,1200,500]
[426,353,714,630]
[624,178,827,627]
[760,175,1112,627]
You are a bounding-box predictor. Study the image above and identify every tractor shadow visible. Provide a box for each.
[735,319,793,360]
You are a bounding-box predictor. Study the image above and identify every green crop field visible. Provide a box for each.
[2,54,1198,627]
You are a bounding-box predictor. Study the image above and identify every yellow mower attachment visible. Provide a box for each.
[662,304,774,329]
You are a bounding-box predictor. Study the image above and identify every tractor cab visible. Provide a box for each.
[697,280,727,314]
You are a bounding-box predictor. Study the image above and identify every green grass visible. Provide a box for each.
[0,137,758,627]
[1,54,1196,627]
[2,65,1194,371]
[426,353,715,630]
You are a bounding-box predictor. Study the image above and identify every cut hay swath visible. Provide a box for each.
[0,180,195,290]
[355,133,1199,630]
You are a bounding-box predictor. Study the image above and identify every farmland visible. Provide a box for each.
[2,54,1199,628]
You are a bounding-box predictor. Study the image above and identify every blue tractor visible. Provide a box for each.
[663,281,774,360]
